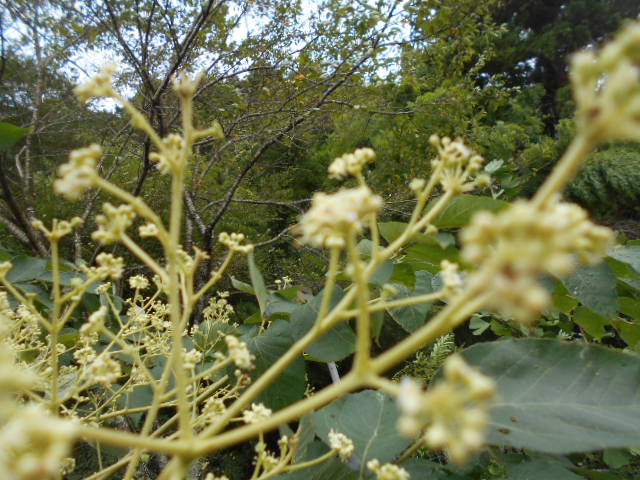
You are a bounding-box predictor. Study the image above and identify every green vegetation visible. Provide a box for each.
[2,1,640,479]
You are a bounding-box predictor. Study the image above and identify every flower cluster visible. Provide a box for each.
[298,186,383,248]
[366,459,410,480]
[429,135,486,193]
[32,217,83,241]
[87,353,122,384]
[92,203,136,244]
[218,232,253,254]
[242,403,272,424]
[202,396,226,420]
[571,23,640,143]
[328,429,355,462]
[73,63,117,103]
[149,134,184,174]
[224,335,254,369]
[461,197,613,323]
[54,144,102,200]
[79,307,107,338]
[183,349,203,370]
[328,147,376,180]
[128,275,150,290]
[202,292,234,323]
[397,355,495,465]
[139,222,159,237]
[0,405,77,480]
[439,260,463,298]
[90,253,125,280]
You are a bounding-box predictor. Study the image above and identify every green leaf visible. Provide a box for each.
[562,263,619,318]
[311,390,411,473]
[14,283,52,309]
[612,318,640,349]
[430,194,509,229]
[378,222,407,244]
[602,449,633,469]
[248,252,269,315]
[572,306,609,341]
[608,246,640,276]
[389,263,415,288]
[245,320,306,410]
[277,441,357,480]
[619,297,640,321]
[0,122,30,151]
[290,286,356,362]
[231,276,255,295]
[401,459,466,479]
[505,459,585,480]
[264,293,298,319]
[469,316,491,335]
[462,338,640,453]
[404,242,459,274]
[369,260,394,286]
[387,271,435,332]
[552,282,579,315]
[6,255,48,283]
[117,384,154,423]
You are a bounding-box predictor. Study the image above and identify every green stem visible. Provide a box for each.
[348,231,371,374]
[50,238,61,414]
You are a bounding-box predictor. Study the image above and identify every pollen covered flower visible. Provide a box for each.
[298,186,382,248]
[94,253,125,280]
[224,335,254,369]
[139,222,159,237]
[328,147,376,180]
[328,429,355,462]
[79,307,107,337]
[461,197,613,323]
[242,403,272,424]
[571,23,640,143]
[88,353,121,384]
[218,232,253,254]
[440,260,463,298]
[367,459,410,480]
[429,135,485,193]
[0,405,76,480]
[54,144,102,200]
[92,203,136,244]
[396,355,495,466]
[183,349,203,370]
[128,275,150,290]
[149,134,184,174]
[73,63,117,103]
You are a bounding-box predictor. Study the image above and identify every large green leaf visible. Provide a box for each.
[462,338,640,453]
[6,255,48,283]
[387,270,435,332]
[290,286,356,362]
[245,320,306,410]
[430,194,509,229]
[401,459,466,479]
[609,245,640,276]
[0,122,30,151]
[248,252,269,315]
[505,459,585,480]
[378,222,407,244]
[404,241,459,274]
[572,306,609,341]
[311,390,411,474]
[562,263,619,318]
